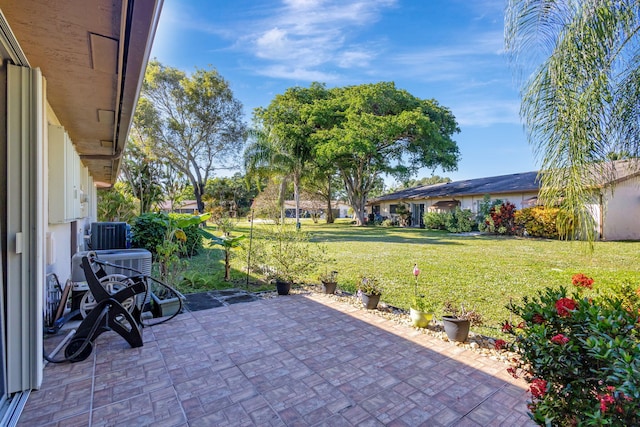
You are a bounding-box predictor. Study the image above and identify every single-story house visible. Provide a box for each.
[158,199,200,214]
[0,0,162,420]
[367,160,640,240]
[284,200,351,219]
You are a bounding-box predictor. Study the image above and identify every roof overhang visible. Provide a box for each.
[1,0,163,186]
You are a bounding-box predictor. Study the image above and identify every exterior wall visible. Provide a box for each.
[44,105,97,282]
[373,191,539,225]
[602,177,640,240]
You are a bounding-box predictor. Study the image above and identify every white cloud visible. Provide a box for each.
[451,99,521,127]
[242,0,398,80]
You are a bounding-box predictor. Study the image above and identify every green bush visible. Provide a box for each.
[515,207,560,239]
[131,212,204,257]
[446,208,475,233]
[503,275,640,426]
[477,195,503,232]
[241,224,326,283]
[423,211,448,230]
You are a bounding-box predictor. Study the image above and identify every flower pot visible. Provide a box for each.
[321,281,337,294]
[276,280,291,295]
[361,293,380,309]
[442,315,470,342]
[151,291,183,318]
[410,308,433,328]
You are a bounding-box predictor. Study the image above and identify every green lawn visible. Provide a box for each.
[181,218,640,337]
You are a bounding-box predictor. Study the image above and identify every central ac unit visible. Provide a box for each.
[70,249,153,310]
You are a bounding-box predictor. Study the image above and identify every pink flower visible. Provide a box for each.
[555,298,577,317]
[413,264,420,277]
[494,339,507,350]
[599,393,616,412]
[530,378,547,399]
[550,334,569,345]
[502,322,513,332]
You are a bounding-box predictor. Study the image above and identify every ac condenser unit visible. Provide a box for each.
[70,249,153,311]
[90,222,129,250]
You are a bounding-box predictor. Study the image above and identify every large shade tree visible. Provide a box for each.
[139,60,246,212]
[314,82,460,225]
[506,0,640,241]
[121,98,165,213]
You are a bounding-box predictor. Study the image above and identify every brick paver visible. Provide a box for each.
[21,293,535,426]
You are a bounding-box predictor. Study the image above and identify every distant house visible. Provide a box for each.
[367,160,640,240]
[158,200,199,214]
[283,200,351,219]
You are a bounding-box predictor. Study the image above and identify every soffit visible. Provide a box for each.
[0,0,162,186]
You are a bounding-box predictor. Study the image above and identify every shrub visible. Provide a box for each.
[423,211,448,230]
[131,212,204,257]
[381,218,394,227]
[487,202,517,235]
[445,208,475,233]
[242,224,326,283]
[514,207,560,239]
[503,275,640,426]
[477,195,503,232]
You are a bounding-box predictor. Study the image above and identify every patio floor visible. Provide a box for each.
[20,293,535,426]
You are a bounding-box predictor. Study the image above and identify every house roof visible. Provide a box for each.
[2,0,163,186]
[370,170,541,204]
[369,159,640,205]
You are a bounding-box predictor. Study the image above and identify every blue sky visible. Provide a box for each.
[150,0,538,184]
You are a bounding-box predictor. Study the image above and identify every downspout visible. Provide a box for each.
[599,191,604,240]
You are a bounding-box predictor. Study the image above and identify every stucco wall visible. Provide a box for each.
[602,177,640,240]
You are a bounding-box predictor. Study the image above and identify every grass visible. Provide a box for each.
[177,218,640,337]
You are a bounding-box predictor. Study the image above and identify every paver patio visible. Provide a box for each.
[20,293,535,426]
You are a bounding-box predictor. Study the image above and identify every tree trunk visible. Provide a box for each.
[224,250,230,281]
[325,198,334,224]
[325,176,334,224]
[278,178,287,224]
[293,175,300,229]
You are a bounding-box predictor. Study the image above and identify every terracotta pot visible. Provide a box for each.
[361,293,380,309]
[442,315,470,342]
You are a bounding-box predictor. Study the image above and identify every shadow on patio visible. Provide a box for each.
[19,293,535,426]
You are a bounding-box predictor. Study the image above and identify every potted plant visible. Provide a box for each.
[319,270,338,294]
[268,273,292,295]
[441,301,483,342]
[410,295,437,328]
[149,282,186,318]
[409,264,435,327]
[358,275,383,309]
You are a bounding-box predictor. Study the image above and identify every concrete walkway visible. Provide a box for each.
[20,293,535,426]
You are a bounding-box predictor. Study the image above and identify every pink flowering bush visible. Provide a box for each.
[504,275,640,426]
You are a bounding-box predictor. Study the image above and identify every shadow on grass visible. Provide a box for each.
[307,226,467,245]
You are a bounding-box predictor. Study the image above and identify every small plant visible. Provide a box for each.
[319,270,338,284]
[443,301,483,326]
[503,274,640,426]
[358,275,383,296]
[412,294,437,313]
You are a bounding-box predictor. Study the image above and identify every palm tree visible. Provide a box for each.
[505,0,640,241]
[244,128,300,225]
